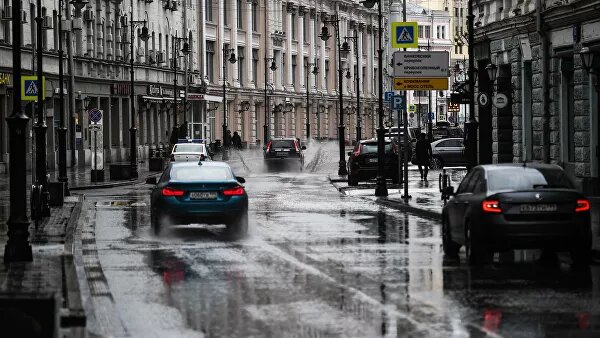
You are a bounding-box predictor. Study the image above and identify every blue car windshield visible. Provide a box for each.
[170,166,233,182]
[487,167,574,193]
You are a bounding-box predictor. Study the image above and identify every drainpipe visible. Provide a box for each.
[537,0,550,163]
[66,4,76,167]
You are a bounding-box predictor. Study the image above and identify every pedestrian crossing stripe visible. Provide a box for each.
[21,75,46,101]
[391,22,418,48]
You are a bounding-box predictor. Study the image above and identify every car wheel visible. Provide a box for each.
[348,174,358,186]
[442,216,460,256]
[430,156,443,170]
[225,212,248,240]
[465,223,490,265]
[151,210,162,236]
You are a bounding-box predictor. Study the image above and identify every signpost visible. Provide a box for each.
[393,95,405,110]
[21,76,46,101]
[88,108,104,181]
[391,22,418,48]
[393,51,449,77]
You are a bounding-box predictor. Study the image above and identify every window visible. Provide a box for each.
[224,0,228,26]
[207,0,213,22]
[206,41,215,82]
[324,60,330,89]
[437,26,440,39]
[237,46,244,84]
[303,16,308,42]
[486,167,574,194]
[252,1,258,31]
[562,58,575,161]
[252,49,259,84]
[456,170,475,194]
[425,26,431,38]
[291,14,296,40]
[459,45,463,54]
[442,26,446,39]
[460,8,464,17]
[291,55,296,85]
[418,25,424,38]
[223,43,231,78]
[455,7,459,16]
[237,0,243,28]
[455,45,459,54]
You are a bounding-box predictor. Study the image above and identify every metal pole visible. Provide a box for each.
[263,0,269,145]
[57,0,68,187]
[465,0,478,170]
[129,8,138,178]
[335,17,348,176]
[173,34,179,140]
[5,0,33,262]
[35,0,50,216]
[222,46,229,160]
[374,1,387,196]
[306,66,310,140]
[66,2,76,168]
[401,0,410,199]
[355,41,361,142]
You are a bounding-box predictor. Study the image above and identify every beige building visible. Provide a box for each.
[196,0,388,146]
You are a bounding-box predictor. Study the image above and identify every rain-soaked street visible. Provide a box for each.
[78,142,600,338]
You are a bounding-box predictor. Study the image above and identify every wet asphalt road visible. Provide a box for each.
[79,142,600,338]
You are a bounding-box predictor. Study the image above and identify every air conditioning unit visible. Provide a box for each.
[42,15,52,29]
[72,18,82,30]
[106,47,113,56]
[157,51,165,64]
[97,30,103,40]
[1,6,12,20]
[116,49,123,60]
[83,10,93,22]
[115,33,121,43]
[106,33,113,42]
[97,43,104,55]
[86,42,94,52]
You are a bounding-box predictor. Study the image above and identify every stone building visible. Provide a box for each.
[473,0,600,193]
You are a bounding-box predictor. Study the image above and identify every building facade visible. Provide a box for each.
[196,0,386,146]
[473,0,600,194]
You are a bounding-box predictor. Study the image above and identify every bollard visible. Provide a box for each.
[439,168,450,203]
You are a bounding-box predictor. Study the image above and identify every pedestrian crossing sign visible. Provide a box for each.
[21,76,46,101]
[391,22,418,48]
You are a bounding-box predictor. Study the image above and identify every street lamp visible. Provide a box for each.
[264,56,277,145]
[465,0,479,170]
[305,62,318,140]
[342,35,362,143]
[580,47,600,92]
[361,0,387,196]
[320,14,348,176]
[172,35,190,139]
[5,0,32,262]
[126,8,149,179]
[57,0,68,192]
[222,47,237,160]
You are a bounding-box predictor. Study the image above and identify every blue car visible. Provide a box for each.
[146,161,248,238]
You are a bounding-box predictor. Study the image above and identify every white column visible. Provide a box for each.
[358,26,363,98]
[298,8,305,91]
[201,0,207,77]
[309,9,316,91]
[366,26,373,96]
[219,0,225,84]
[319,13,326,92]
[246,0,254,88]
[285,6,293,91]
[231,0,239,86]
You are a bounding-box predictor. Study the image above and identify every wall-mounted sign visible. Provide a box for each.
[161,87,174,97]
[111,83,131,96]
[448,102,460,113]
[148,85,161,96]
[393,78,448,90]
[492,93,509,109]
[0,72,11,86]
[478,92,490,107]
[21,75,46,101]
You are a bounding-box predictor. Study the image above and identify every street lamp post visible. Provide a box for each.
[465,0,478,170]
[222,47,237,160]
[128,9,149,179]
[173,34,190,139]
[362,0,387,196]
[264,57,277,145]
[4,0,32,262]
[305,62,318,140]
[320,14,348,176]
[57,0,68,190]
[341,36,361,143]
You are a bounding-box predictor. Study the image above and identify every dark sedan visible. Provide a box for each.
[430,137,466,169]
[442,163,591,265]
[347,138,400,186]
[263,138,306,171]
[146,161,248,238]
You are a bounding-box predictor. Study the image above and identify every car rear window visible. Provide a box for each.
[361,143,393,154]
[271,140,295,148]
[170,166,233,182]
[174,144,205,153]
[486,167,574,193]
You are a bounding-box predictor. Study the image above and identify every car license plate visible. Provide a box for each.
[520,203,557,213]
[368,158,378,163]
[277,152,288,157]
[190,192,217,200]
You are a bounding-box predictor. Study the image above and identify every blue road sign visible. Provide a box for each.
[384,91,394,102]
[393,95,405,110]
[88,108,103,123]
[428,112,435,120]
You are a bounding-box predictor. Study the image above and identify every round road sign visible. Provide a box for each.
[88,108,103,123]
[478,92,490,108]
[492,93,509,109]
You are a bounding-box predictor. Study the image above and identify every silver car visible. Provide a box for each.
[430,138,466,169]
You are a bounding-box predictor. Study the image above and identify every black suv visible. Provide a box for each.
[347,138,400,186]
[263,138,306,171]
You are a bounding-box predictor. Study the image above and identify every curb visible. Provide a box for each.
[69,172,161,191]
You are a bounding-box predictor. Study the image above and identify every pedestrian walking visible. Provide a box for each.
[224,130,232,149]
[232,131,242,149]
[415,132,432,181]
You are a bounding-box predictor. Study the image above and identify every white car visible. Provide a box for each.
[170,142,209,162]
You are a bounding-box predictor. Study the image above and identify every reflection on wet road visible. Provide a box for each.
[81,142,600,338]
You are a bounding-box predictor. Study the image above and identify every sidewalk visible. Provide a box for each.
[0,196,85,337]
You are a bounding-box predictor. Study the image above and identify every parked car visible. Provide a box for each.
[170,139,210,162]
[432,126,464,141]
[430,137,466,169]
[347,138,400,186]
[263,138,306,171]
[385,126,421,162]
[441,163,591,265]
[146,161,248,238]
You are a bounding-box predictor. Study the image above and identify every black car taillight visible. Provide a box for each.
[482,200,502,213]
[576,199,590,212]
[266,141,272,153]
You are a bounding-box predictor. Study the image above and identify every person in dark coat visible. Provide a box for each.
[415,132,432,181]
[232,131,242,149]
[224,130,232,148]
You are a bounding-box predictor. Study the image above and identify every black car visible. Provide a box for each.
[442,163,591,265]
[430,137,466,169]
[346,138,400,186]
[263,138,306,171]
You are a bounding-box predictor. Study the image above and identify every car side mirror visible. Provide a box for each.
[442,186,454,196]
[236,176,246,184]
[145,176,157,185]
[301,145,307,150]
